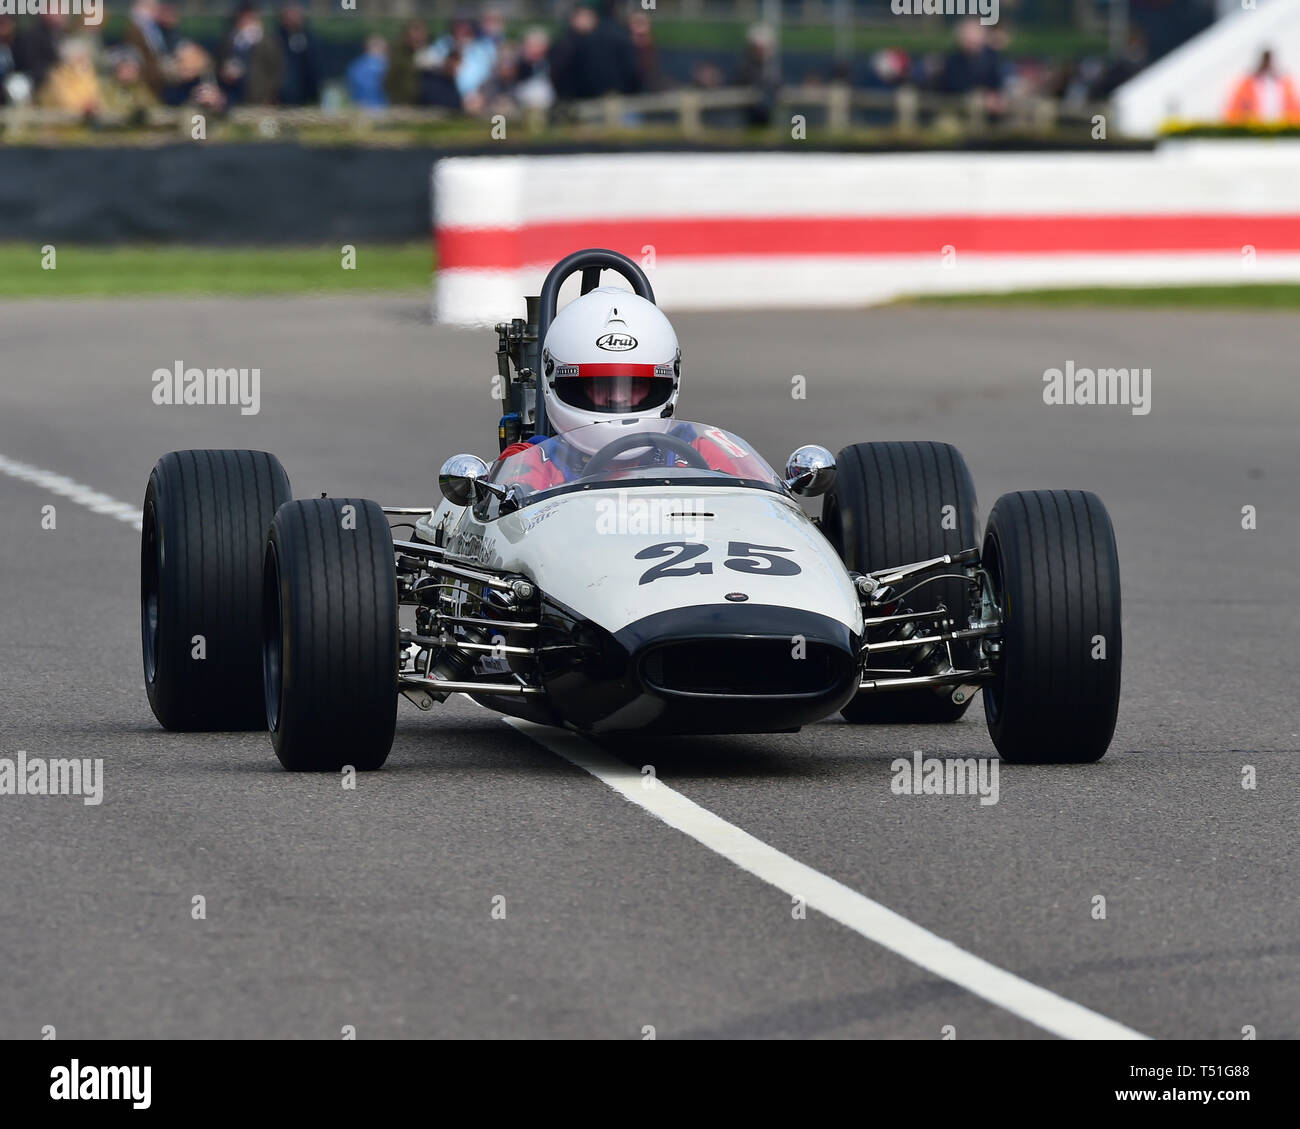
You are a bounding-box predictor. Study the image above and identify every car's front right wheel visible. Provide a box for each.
[263,498,398,772]
[982,490,1122,763]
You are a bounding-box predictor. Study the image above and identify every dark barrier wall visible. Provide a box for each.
[0,145,441,245]
[0,140,1153,246]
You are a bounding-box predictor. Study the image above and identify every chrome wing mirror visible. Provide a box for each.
[439,454,490,506]
[784,445,836,497]
[439,454,527,515]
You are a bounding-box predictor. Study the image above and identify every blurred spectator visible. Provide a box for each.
[422,14,496,111]
[0,16,18,105]
[550,2,637,102]
[1225,49,1300,125]
[386,19,428,106]
[871,47,912,90]
[483,38,521,114]
[514,26,554,111]
[14,12,65,95]
[277,3,321,106]
[935,18,1006,116]
[39,36,103,116]
[735,23,778,126]
[936,18,1002,93]
[162,40,225,112]
[347,34,389,109]
[102,49,159,120]
[628,11,663,93]
[481,24,555,117]
[1059,54,1103,110]
[220,3,283,106]
[125,0,167,96]
[156,4,183,54]
[419,46,462,111]
[480,7,508,53]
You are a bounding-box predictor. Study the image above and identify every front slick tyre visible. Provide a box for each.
[263,498,398,772]
[982,490,1121,764]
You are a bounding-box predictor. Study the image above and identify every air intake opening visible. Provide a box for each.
[640,638,853,698]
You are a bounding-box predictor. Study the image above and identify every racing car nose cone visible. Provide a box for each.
[605,603,861,734]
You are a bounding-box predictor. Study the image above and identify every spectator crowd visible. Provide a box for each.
[0,1,321,118]
[0,0,1293,129]
[0,1,575,120]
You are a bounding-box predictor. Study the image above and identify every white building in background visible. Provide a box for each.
[1116,0,1300,136]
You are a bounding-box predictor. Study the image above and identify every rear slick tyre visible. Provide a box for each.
[142,449,291,731]
[822,441,979,724]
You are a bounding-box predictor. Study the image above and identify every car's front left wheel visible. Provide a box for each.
[263,498,398,772]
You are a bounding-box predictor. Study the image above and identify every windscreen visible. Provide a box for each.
[490,420,783,502]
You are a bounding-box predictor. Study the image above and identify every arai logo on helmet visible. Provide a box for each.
[596,332,638,352]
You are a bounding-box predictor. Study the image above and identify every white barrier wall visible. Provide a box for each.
[432,145,1300,326]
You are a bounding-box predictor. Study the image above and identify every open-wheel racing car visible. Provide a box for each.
[141,249,1122,771]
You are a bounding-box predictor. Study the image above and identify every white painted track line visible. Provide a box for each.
[0,453,142,531]
[505,718,1149,1041]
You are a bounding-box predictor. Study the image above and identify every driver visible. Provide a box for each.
[495,287,748,491]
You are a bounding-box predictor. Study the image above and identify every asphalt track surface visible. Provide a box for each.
[0,296,1295,1040]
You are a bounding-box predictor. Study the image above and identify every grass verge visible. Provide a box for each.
[0,243,433,298]
[901,285,1300,310]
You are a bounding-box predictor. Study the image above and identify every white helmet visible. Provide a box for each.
[540,286,681,452]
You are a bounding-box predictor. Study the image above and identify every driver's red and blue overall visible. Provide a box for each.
[495,426,750,490]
